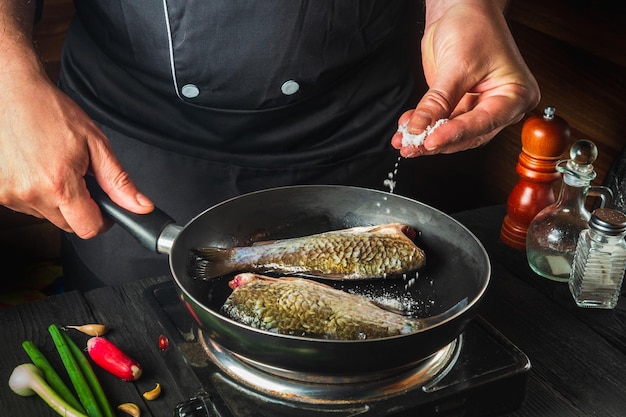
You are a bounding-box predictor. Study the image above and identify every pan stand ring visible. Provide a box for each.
[198,329,461,405]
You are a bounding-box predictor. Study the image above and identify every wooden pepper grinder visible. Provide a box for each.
[500,106,570,250]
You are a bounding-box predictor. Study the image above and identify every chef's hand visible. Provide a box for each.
[391,0,540,158]
[0,64,154,238]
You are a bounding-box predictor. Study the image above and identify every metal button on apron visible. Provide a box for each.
[281,80,300,95]
[181,84,200,98]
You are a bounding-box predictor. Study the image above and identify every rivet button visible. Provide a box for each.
[281,80,300,95]
[181,84,200,98]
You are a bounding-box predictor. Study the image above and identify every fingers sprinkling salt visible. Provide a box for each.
[398,118,448,147]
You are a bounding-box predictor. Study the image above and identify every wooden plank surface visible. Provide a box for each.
[507,0,626,69]
[0,290,100,416]
[0,279,200,417]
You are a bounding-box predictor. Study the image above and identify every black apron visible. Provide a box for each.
[59,1,424,290]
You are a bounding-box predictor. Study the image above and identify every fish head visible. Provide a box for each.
[400,224,417,240]
[229,273,256,289]
[229,273,282,290]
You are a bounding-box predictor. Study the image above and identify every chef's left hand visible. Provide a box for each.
[391,0,540,158]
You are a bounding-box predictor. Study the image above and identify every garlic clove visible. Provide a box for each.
[142,383,162,401]
[118,402,141,417]
[65,324,109,336]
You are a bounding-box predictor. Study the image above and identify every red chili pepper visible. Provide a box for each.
[158,335,169,352]
[86,337,142,381]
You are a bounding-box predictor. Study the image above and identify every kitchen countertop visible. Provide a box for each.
[1,204,625,416]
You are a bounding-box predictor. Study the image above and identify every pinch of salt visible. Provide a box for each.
[398,118,448,147]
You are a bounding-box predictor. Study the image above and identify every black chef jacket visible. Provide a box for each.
[58,0,426,289]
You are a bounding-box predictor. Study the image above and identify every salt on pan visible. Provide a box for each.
[398,118,448,147]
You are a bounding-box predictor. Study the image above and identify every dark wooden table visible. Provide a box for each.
[1,205,625,416]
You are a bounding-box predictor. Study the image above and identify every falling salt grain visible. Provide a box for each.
[403,271,419,291]
[404,277,417,291]
[398,118,448,147]
[385,119,447,193]
[384,156,402,193]
[383,178,396,193]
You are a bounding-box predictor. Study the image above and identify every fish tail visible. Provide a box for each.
[187,247,235,280]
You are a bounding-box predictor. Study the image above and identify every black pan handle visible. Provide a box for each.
[85,175,175,253]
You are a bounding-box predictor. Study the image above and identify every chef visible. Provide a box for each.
[0,0,539,289]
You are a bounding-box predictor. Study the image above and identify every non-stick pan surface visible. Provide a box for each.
[165,185,490,375]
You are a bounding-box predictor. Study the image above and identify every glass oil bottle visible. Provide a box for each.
[526,139,613,281]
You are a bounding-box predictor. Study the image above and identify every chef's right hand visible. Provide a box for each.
[0,68,154,239]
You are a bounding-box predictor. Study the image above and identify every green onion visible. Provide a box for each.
[60,330,116,417]
[48,324,103,417]
[9,363,88,417]
[21,340,86,414]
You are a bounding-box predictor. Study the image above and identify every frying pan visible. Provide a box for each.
[87,179,490,375]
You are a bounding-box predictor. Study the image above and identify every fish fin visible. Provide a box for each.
[366,223,417,240]
[368,299,409,316]
[336,223,403,233]
[296,272,355,281]
[278,276,336,289]
[331,223,417,242]
[250,239,278,246]
[238,273,281,283]
[187,247,235,280]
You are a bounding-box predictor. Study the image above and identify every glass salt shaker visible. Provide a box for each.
[568,208,626,309]
[526,139,613,281]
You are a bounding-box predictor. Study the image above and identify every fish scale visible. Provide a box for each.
[191,223,426,280]
[222,273,422,340]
